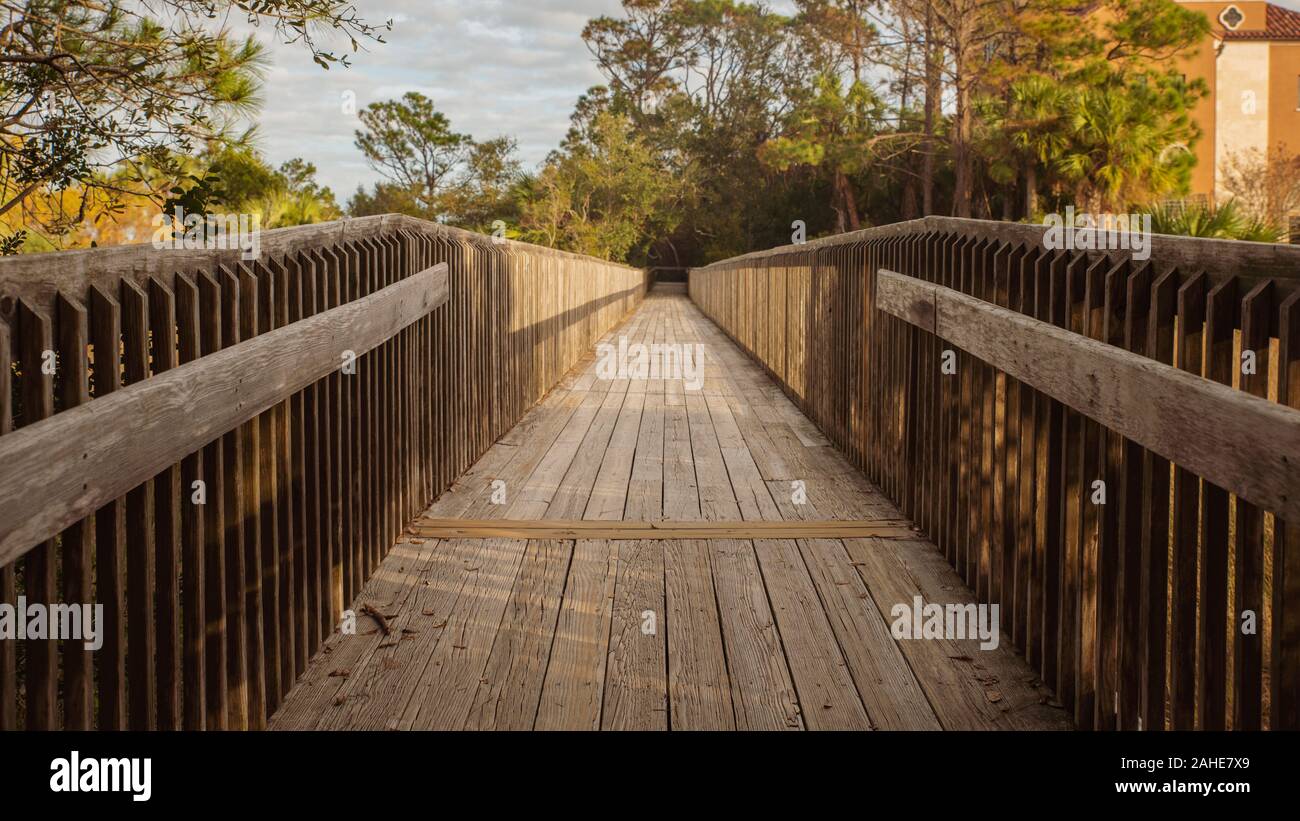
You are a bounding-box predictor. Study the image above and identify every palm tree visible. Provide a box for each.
[1147,199,1286,242]
[978,75,1071,219]
[1056,81,1195,213]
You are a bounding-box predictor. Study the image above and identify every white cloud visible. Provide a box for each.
[245,0,622,200]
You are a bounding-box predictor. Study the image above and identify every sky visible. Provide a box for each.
[244,0,1300,202]
[241,1,624,201]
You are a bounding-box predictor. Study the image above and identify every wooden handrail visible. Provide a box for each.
[690,215,1300,282]
[876,269,1300,522]
[0,262,449,568]
[690,232,1300,730]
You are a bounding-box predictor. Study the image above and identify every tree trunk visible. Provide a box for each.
[902,178,919,220]
[840,171,862,231]
[1025,162,1038,218]
[922,4,937,216]
[952,79,973,218]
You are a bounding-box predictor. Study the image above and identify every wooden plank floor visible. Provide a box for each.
[269,285,1069,731]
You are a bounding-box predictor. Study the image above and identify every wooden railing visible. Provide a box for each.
[0,215,645,730]
[690,217,1300,731]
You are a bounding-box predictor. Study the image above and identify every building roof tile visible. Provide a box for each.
[1223,3,1300,40]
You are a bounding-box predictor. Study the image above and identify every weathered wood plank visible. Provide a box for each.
[845,536,1069,730]
[55,291,93,729]
[535,540,619,730]
[600,539,668,730]
[875,269,1300,523]
[708,540,803,729]
[0,263,450,568]
[753,538,871,730]
[411,519,915,539]
[798,537,941,729]
[465,539,573,730]
[664,540,735,729]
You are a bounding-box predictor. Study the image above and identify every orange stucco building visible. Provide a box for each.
[1174,2,1300,203]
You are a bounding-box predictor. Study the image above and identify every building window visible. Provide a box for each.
[1219,5,1245,30]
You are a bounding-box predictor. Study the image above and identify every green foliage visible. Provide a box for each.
[162,150,340,230]
[350,92,524,230]
[0,229,28,256]
[973,0,1209,216]
[8,0,1274,260]
[347,182,426,219]
[1054,74,1200,212]
[519,109,678,263]
[759,74,888,231]
[1146,199,1286,242]
[1,0,387,236]
[353,92,471,217]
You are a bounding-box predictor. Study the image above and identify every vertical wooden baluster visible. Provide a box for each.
[1035,251,1066,689]
[345,244,363,605]
[992,243,1017,617]
[88,286,127,729]
[309,250,330,643]
[286,253,314,675]
[0,313,14,730]
[197,271,228,729]
[954,238,973,580]
[55,292,93,729]
[174,275,205,730]
[214,267,247,731]
[1115,263,1151,730]
[257,261,282,713]
[16,300,56,729]
[1138,268,1178,730]
[1017,249,1042,665]
[120,280,158,730]
[237,264,266,729]
[336,245,353,605]
[362,239,380,577]
[1053,254,1087,715]
[976,240,995,600]
[320,247,343,625]
[1075,255,1108,728]
[398,233,412,520]
[270,257,297,694]
[1273,290,1300,730]
[936,236,956,561]
[437,237,451,496]
[1168,271,1206,729]
[417,236,431,506]
[1234,279,1273,730]
[385,237,399,548]
[147,277,183,731]
[1095,258,1129,731]
[1198,276,1239,729]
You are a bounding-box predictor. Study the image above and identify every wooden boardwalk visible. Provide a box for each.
[269,285,1068,730]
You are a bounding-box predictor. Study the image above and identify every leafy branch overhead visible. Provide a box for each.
[0,0,390,235]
